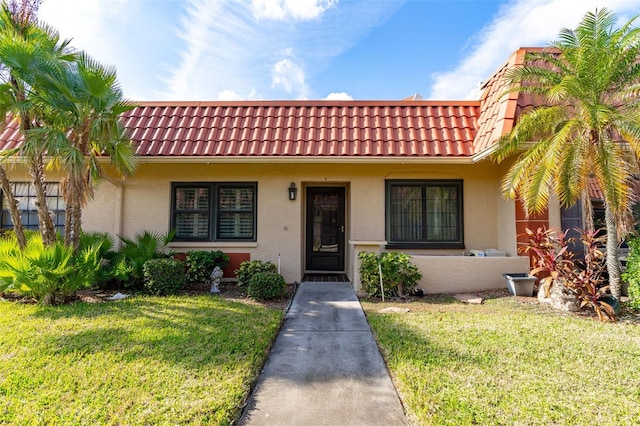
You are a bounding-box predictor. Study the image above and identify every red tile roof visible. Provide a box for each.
[121,100,480,158]
[0,48,551,161]
[473,47,545,156]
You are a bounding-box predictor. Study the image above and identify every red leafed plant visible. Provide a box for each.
[519,226,617,321]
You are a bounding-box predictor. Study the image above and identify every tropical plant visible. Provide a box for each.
[117,230,174,289]
[77,231,119,286]
[0,230,102,304]
[34,52,136,249]
[493,8,640,299]
[235,260,277,287]
[0,1,75,247]
[184,250,229,286]
[142,258,186,296]
[519,227,573,295]
[247,271,286,301]
[520,226,616,321]
[0,1,135,251]
[358,251,422,298]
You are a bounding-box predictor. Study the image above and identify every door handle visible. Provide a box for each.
[339,225,345,232]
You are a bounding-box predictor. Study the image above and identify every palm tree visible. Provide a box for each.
[0,2,75,246]
[493,8,640,299]
[35,52,136,249]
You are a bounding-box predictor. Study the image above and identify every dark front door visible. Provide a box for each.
[306,187,345,271]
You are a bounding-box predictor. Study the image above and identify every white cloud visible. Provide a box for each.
[271,58,309,99]
[325,92,353,100]
[38,0,403,100]
[165,0,401,100]
[429,0,640,100]
[39,0,125,64]
[217,89,259,100]
[251,0,337,21]
[39,0,182,101]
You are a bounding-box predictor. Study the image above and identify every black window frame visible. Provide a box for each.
[171,182,257,242]
[0,181,65,233]
[385,179,464,249]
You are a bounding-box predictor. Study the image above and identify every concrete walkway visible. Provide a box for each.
[238,282,407,425]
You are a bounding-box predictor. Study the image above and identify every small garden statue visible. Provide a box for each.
[210,266,223,294]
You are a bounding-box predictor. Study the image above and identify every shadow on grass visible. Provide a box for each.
[361,293,461,306]
[364,309,488,370]
[31,296,283,371]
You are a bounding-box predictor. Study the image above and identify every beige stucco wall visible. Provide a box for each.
[88,161,506,285]
[2,159,535,293]
[411,255,530,294]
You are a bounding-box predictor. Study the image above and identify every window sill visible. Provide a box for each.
[385,243,465,250]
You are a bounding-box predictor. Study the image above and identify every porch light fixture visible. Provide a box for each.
[288,182,298,200]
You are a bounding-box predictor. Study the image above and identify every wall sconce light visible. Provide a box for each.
[288,182,298,200]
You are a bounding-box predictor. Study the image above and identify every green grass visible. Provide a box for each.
[362,296,640,425]
[0,295,283,425]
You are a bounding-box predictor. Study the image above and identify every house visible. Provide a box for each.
[0,48,564,293]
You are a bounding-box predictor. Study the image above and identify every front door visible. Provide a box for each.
[306,187,345,271]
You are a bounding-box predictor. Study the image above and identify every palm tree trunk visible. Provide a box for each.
[29,154,56,246]
[0,165,26,249]
[581,191,594,232]
[605,206,622,299]
[63,174,83,250]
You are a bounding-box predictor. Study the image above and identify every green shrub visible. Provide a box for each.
[143,258,186,296]
[0,231,103,304]
[623,237,640,310]
[78,231,119,287]
[358,251,422,298]
[185,250,229,286]
[117,230,175,289]
[235,260,277,287]
[247,271,286,301]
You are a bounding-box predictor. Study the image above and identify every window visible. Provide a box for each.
[385,180,463,248]
[0,182,65,233]
[171,183,257,241]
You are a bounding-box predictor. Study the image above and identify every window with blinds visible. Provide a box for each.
[385,180,463,248]
[0,182,65,233]
[171,183,256,241]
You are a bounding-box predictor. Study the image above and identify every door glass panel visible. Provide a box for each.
[311,193,339,252]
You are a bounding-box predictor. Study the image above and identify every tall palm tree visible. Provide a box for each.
[494,8,640,299]
[35,52,136,249]
[0,2,75,246]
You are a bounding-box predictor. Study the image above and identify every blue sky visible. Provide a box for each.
[38,0,640,101]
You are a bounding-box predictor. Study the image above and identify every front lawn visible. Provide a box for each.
[0,295,283,425]
[363,295,640,425]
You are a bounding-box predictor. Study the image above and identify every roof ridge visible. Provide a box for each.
[130,100,481,108]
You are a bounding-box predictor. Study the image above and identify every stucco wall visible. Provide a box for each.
[3,160,532,292]
[411,255,530,294]
[90,161,504,284]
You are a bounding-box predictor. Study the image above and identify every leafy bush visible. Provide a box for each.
[143,258,186,296]
[622,237,640,310]
[185,250,229,286]
[78,231,119,287]
[521,227,616,321]
[247,271,286,301]
[235,260,277,287]
[358,251,422,298]
[0,231,103,304]
[117,230,175,289]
